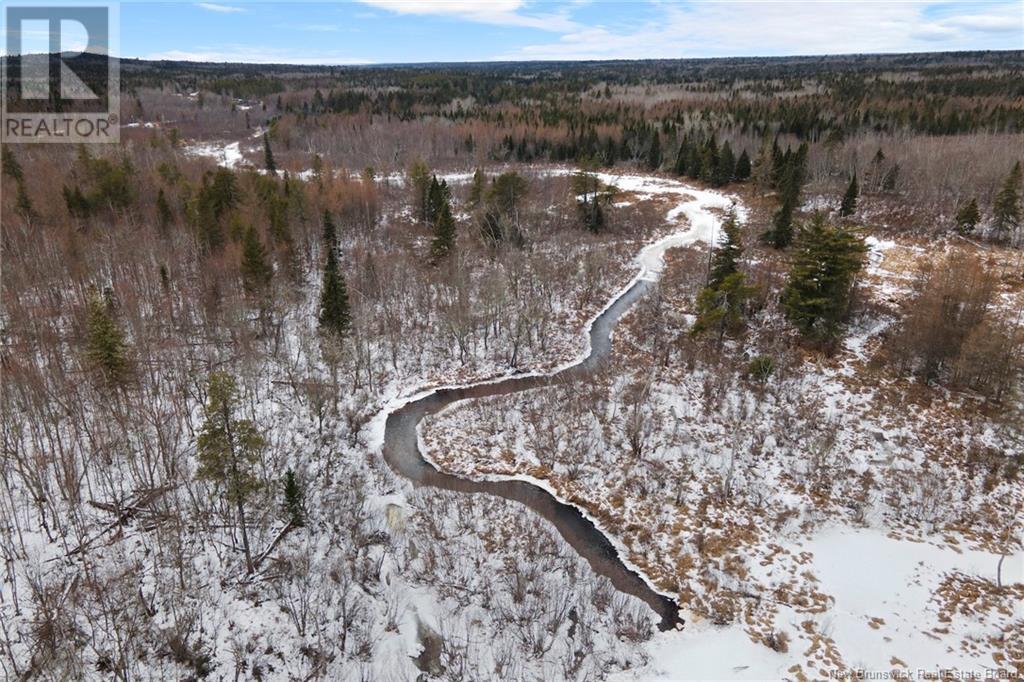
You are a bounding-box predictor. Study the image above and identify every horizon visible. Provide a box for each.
[6,46,1024,68]
[2,0,1021,65]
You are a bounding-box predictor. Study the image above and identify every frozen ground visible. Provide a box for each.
[421,184,1024,678]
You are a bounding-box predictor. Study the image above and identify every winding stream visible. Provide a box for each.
[381,175,739,632]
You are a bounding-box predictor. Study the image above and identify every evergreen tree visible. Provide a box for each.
[63,185,93,218]
[770,138,786,188]
[14,181,35,220]
[685,139,702,179]
[263,133,277,175]
[714,141,735,186]
[881,163,899,193]
[193,169,239,253]
[693,209,753,339]
[266,192,292,246]
[468,168,485,209]
[839,174,859,217]
[674,136,691,176]
[646,131,662,171]
[85,289,130,385]
[425,175,450,225]
[1,147,23,182]
[954,198,980,235]
[763,142,809,248]
[159,264,171,292]
[431,200,457,258]
[322,209,337,246]
[409,159,431,224]
[781,215,867,344]
[318,246,351,337]
[751,137,775,192]
[487,172,528,219]
[282,469,305,527]
[992,161,1021,237]
[700,136,720,183]
[156,188,173,232]
[764,195,796,249]
[708,209,743,288]
[691,272,755,340]
[870,148,886,190]
[2,148,34,219]
[735,149,752,181]
[240,225,272,296]
[196,371,264,574]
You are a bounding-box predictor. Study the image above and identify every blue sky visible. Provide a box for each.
[16,1,1024,63]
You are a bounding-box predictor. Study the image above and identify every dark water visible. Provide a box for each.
[383,277,683,631]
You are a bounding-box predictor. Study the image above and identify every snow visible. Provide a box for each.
[415,169,1024,679]
[184,140,247,169]
[616,526,1022,680]
[801,527,1022,672]
[614,624,785,680]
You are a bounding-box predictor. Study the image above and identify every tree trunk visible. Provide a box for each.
[237,497,253,574]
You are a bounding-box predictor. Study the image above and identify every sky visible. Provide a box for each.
[8,1,1024,63]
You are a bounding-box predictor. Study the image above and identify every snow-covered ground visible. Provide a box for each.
[6,156,741,680]
[419,183,1024,677]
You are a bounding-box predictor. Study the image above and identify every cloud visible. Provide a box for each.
[493,1,1024,60]
[356,0,577,32]
[195,3,245,14]
[142,45,371,65]
[944,13,1022,32]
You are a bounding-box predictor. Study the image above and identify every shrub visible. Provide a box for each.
[747,355,775,383]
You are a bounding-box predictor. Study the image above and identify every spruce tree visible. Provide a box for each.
[196,371,264,574]
[263,133,277,175]
[700,136,720,183]
[675,136,691,176]
[282,469,305,527]
[691,272,755,340]
[14,181,35,221]
[64,185,93,219]
[318,246,351,337]
[85,289,130,385]
[781,215,868,344]
[685,140,702,179]
[1,147,23,182]
[735,149,752,181]
[240,225,272,296]
[751,137,775,192]
[714,141,735,187]
[955,198,980,235]
[763,143,809,248]
[409,159,431,224]
[266,192,292,246]
[693,209,753,338]
[322,209,337,246]
[764,195,796,249]
[156,188,173,232]
[487,172,528,219]
[425,176,450,225]
[992,161,1021,237]
[839,174,859,217]
[468,169,485,209]
[647,131,662,171]
[881,164,899,193]
[870,148,886,190]
[431,200,456,258]
[708,209,742,288]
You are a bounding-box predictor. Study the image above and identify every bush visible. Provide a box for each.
[747,355,775,383]
[766,630,790,653]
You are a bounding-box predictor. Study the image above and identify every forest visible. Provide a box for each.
[1,49,1022,680]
